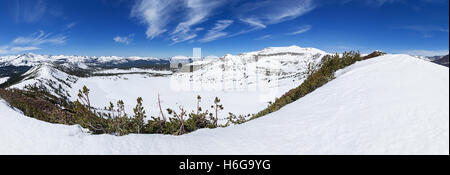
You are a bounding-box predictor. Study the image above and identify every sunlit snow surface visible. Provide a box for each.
[1,54,448,154]
[0,77,8,84]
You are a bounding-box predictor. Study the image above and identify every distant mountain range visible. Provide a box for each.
[0,45,329,117]
[0,47,447,93]
[432,55,449,67]
[413,54,449,67]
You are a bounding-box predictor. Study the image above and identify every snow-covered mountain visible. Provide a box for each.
[9,63,78,98]
[433,55,449,67]
[0,46,329,120]
[1,54,447,154]
[0,53,171,94]
[172,45,327,90]
[412,54,449,67]
[0,53,167,67]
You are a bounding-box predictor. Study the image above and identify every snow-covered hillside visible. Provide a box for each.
[173,45,326,88]
[1,46,328,121]
[1,54,448,154]
[10,63,78,97]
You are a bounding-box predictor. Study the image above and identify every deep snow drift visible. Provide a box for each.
[0,54,448,154]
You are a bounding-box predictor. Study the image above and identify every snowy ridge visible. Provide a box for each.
[11,63,77,98]
[93,68,172,75]
[173,45,327,91]
[0,53,165,67]
[242,45,327,56]
[1,54,447,154]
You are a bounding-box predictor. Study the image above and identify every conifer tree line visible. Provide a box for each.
[72,85,249,136]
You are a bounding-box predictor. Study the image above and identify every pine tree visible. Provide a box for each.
[115,100,126,136]
[167,106,187,135]
[77,85,91,111]
[133,97,146,134]
[108,102,115,118]
[158,93,166,122]
[196,95,202,115]
[211,97,224,127]
[177,106,187,135]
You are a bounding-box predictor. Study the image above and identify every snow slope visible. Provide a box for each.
[1,54,448,155]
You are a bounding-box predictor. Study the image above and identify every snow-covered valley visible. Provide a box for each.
[0,54,448,154]
[1,46,328,121]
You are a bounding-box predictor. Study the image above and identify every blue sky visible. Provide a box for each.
[0,0,448,57]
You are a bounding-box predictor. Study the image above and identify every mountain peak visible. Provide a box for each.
[256,45,327,56]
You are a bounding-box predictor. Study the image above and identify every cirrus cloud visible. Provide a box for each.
[130,0,317,44]
[131,0,179,39]
[287,25,312,35]
[113,34,135,45]
[0,46,40,55]
[170,0,223,44]
[199,20,233,42]
[13,30,67,46]
[238,0,315,28]
[0,30,67,55]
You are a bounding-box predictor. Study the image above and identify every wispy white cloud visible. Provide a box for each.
[131,0,315,43]
[0,46,40,55]
[397,25,449,33]
[113,34,135,45]
[1,30,67,55]
[10,46,41,53]
[364,0,403,7]
[131,0,222,44]
[394,25,449,38]
[14,0,47,23]
[338,0,447,8]
[13,30,67,46]
[238,0,315,27]
[170,0,223,44]
[65,22,77,30]
[398,49,449,56]
[131,0,179,39]
[100,0,132,7]
[336,0,404,7]
[255,34,272,40]
[287,25,312,35]
[233,0,315,38]
[239,18,266,29]
[199,20,233,43]
[14,0,66,23]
